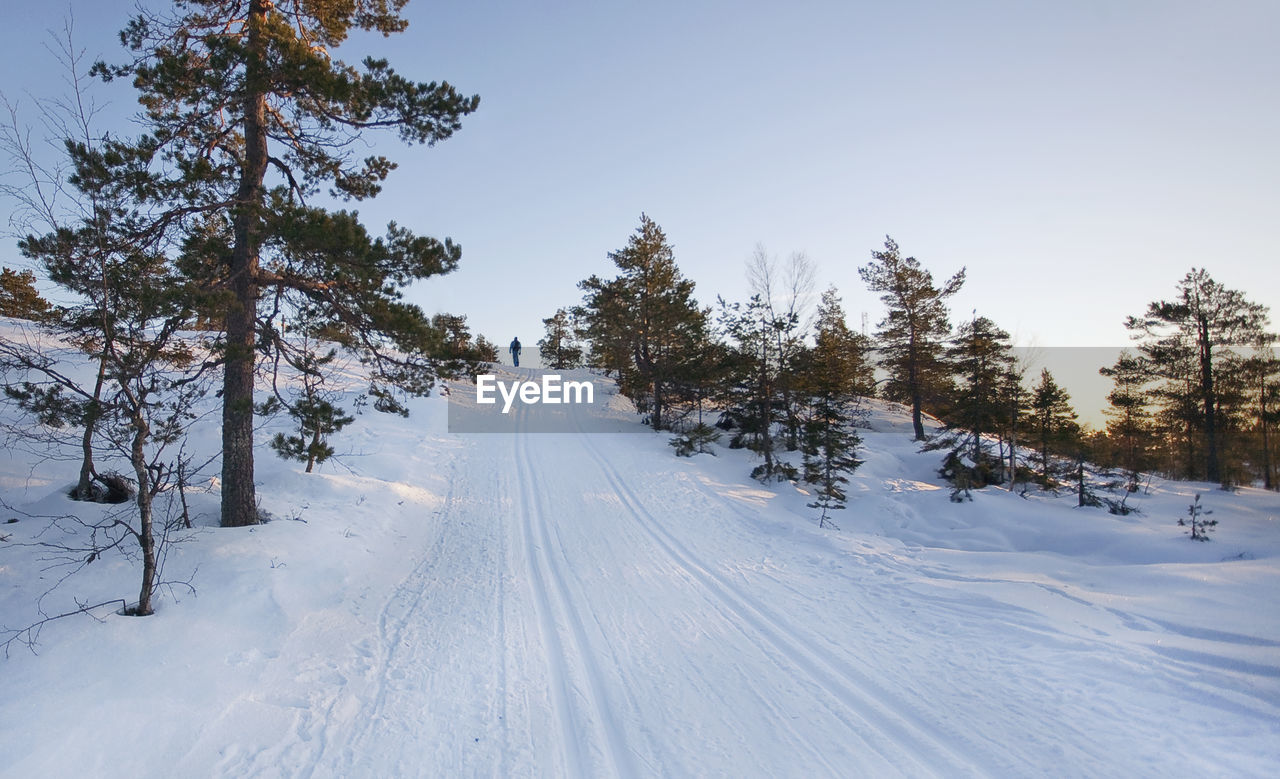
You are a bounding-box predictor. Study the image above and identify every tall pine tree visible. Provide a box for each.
[799,288,867,525]
[538,308,584,370]
[1125,269,1270,485]
[716,293,795,480]
[1239,341,1280,490]
[1028,368,1079,488]
[1098,351,1155,485]
[95,0,480,526]
[859,236,965,441]
[996,362,1030,491]
[928,314,1017,488]
[577,215,707,431]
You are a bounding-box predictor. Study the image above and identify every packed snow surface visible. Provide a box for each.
[1,355,1278,777]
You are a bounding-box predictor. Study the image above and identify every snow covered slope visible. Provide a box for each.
[1,355,1278,777]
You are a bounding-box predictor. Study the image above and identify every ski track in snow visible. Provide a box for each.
[572,423,1002,776]
[334,455,469,777]
[514,398,642,778]
[211,388,1274,776]
[5,360,1279,777]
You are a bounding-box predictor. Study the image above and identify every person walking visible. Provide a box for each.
[509,336,522,367]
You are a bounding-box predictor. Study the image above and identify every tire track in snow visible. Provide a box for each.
[576,431,994,777]
[514,403,639,779]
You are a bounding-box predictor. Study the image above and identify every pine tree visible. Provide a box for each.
[0,34,123,501]
[423,313,496,378]
[859,236,965,441]
[1098,351,1155,487]
[94,0,480,527]
[1179,494,1217,541]
[8,219,210,616]
[669,422,721,457]
[928,314,1016,488]
[0,268,52,321]
[716,294,793,480]
[799,288,866,525]
[1240,344,1280,490]
[1126,269,1271,485]
[538,308,584,370]
[997,364,1030,491]
[1072,428,1102,508]
[712,250,813,479]
[666,334,733,443]
[1028,369,1079,488]
[258,307,355,473]
[577,215,707,431]
[0,22,215,615]
[1144,334,1204,479]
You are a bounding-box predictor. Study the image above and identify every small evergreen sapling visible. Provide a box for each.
[260,342,355,474]
[1074,449,1102,508]
[799,289,866,525]
[669,423,721,457]
[802,411,862,527]
[1178,493,1217,541]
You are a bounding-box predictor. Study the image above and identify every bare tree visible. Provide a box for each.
[747,246,815,451]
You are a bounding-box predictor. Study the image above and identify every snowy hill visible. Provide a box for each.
[1,346,1278,777]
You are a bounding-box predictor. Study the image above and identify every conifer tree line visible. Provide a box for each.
[556,215,1278,514]
[0,0,492,616]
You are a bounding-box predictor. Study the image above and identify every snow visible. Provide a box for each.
[1,342,1278,777]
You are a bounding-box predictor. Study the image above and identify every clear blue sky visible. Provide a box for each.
[2,1,1277,420]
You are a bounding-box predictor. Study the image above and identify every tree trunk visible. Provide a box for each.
[1040,420,1050,486]
[758,367,775,475]
[1262,418,1272,490]
[1261,380,1273,490]
[653,382,665,432]
[909,370,925,442]
[907,330,926,441]
[1007,404,1018,490]
[1198,321,1220,484]
[131,413,155,616]
[1077,455,1086,507]
[305,427,320,473]
[221,0,271,527]
[134,492,156,616]
[76,359,106,499]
